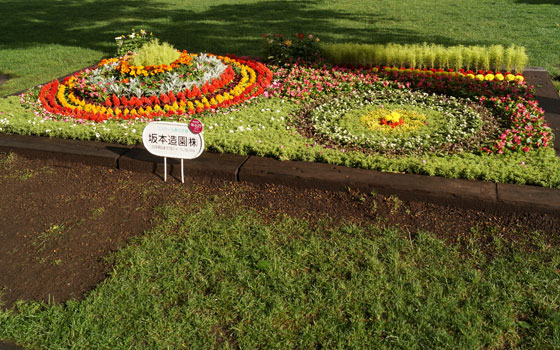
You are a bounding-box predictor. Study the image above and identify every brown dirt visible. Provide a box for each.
[1,152,559,309]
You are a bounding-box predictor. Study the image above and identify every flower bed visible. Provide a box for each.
[2,40,558,188]
[293,88,498,155]
[38,52,273,121]
[272,63,553,154]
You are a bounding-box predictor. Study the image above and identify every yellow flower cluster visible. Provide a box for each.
[384,111,402,123]
[375,67,525,82]
[361,108,426,133]
[98,51,193,77]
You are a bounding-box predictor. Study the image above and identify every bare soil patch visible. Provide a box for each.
[0,152,559,309]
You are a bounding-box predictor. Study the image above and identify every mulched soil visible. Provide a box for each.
[1,152,559,310]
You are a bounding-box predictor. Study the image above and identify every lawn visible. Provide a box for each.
[1,197,559,349]
[0,0,559,96]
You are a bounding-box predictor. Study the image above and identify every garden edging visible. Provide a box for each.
[0,133,559,214]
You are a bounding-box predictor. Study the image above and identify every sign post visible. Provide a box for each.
[142,120,204,183]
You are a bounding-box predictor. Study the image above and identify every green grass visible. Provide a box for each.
[32,224,66,252]
[1,0,559,96]
[0,152,16,169]
[1,199,559,349]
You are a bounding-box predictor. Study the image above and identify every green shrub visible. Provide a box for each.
[510,45,529,72]
[129,39,180,66]
[322,42,529,72]
[434,45,449,70]
[114,28,153,57]
[262,33,322,64]
[489,45,504,72]
[448,45,463,71]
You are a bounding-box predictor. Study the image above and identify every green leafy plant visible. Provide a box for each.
[489,45,504,72]
[262,33,322,64]
[322,42,529,72]
[115,28,153,57]
[129,39,181,66]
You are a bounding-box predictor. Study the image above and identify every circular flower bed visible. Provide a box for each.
[292,88,499,155]
[38,52,273,121]
[273,62,553,154]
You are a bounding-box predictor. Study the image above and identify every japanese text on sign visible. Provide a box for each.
[142,122,204,159]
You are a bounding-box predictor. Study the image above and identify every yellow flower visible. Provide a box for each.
[495,73,504,81]
[515,75,524,82]
[484,74,494,81]
[506,74,516,81]
[475,74,485,81]
[386,111,401,123]
[284,40,292,46]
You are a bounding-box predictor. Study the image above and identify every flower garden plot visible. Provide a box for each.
[292,89,498,156]
[38,52,273,121]
[3,49,559,187]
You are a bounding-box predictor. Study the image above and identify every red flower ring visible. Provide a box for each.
[38,54,273,122]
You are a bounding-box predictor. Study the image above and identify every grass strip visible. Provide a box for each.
[1,95,559,188]
[1,199,559,349]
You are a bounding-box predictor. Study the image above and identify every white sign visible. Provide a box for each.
[142,121,204,159]
[142,121,204,183]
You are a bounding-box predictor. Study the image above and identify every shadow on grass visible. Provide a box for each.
[0,0,464,57]
[513,0,559,4]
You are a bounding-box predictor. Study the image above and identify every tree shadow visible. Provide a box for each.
[0,0,472,58]
[513,0,559,4]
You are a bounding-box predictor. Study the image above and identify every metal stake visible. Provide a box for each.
[181,159,184,183]
[164,157,167,182]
